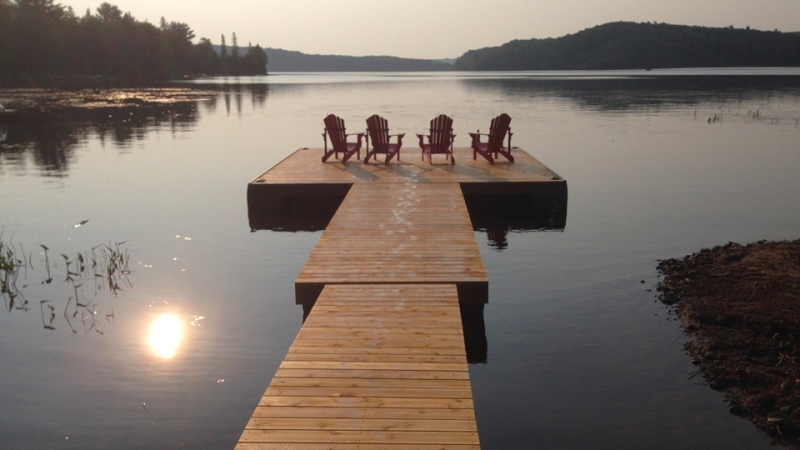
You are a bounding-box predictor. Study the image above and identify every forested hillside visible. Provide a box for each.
[265,48,452,72]
[454,22,800,70]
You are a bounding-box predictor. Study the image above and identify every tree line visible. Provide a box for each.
[453,22,800,70]
[264,48,452,72]
[0,0,268,85]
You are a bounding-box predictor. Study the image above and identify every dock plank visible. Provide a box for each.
[237,445,480,450]
[239,429,479,445]
[237,284,479,448]
[296,183,488,297]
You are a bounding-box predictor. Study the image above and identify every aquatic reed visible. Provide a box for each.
[2,232,131,333]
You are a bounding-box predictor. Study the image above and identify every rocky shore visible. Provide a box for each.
[658,240,800,446]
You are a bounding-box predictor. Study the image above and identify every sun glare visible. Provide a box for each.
[147,314,184,359]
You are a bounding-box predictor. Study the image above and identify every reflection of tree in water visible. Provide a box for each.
[234,84,243,116]
[212,83,269,116]
[250,84,268,108]
[0,102,199,176]
[463,76,800,112]
[94,103,198,144]
[0,118,80,176]
[0,84,272,175]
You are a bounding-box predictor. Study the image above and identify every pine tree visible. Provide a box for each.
[230,32,239,75]
[220,34,228,75]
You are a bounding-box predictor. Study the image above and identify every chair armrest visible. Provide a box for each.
[468,132,485,144]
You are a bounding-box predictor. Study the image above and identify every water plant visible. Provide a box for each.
[1,234,28,312]
[2,231,132,333]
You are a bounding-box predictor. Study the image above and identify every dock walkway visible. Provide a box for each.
[295,182,487,305]
[236,284,479,449]
[240,147,567,449]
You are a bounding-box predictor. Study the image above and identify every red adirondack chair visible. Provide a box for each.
[365,114,404,165]
[416,114,455,165]
[321,114,363,163]
[469,113,514,164]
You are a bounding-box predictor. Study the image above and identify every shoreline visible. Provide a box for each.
[658,240,800,446]
[0,87,216,114]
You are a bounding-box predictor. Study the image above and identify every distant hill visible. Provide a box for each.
[264,48,453,72]
[453,22,800,70]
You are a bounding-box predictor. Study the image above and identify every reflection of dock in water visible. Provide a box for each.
[239,147,567,448]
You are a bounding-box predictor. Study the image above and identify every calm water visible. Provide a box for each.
[2,71,800,449]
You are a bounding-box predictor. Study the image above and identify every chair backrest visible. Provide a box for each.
[324,114,347,151]
[366,114,390,152]
[487,113,511,150]
[428,114,453,151]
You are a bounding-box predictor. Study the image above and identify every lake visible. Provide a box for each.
[2,70,800,449]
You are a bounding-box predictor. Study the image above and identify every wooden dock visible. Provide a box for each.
[236,284,479,449]
[247,146,567,233]
[249,146,564,189]
[295,182,487,305]
[240,146,567,449]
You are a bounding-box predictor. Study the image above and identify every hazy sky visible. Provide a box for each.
[57,0,800,59]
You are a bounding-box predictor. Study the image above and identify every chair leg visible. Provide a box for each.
[385,149,400,165]
[341,149,357,163]
[475,149,494,164]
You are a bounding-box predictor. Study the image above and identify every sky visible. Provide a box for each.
[56,0,800,59]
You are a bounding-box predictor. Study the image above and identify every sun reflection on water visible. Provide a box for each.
[147,314,184,359]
